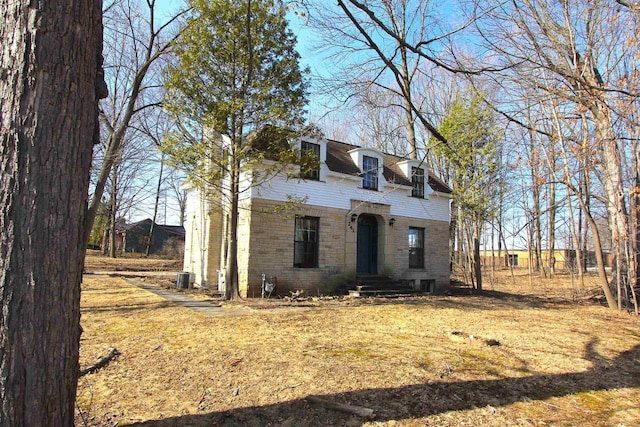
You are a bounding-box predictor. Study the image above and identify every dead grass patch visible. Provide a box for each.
[76,267,640,426]
[84,250,181,272]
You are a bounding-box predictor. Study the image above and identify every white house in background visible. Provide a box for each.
[183,134,452,297]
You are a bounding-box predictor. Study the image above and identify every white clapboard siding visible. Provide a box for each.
[247,170,450,222]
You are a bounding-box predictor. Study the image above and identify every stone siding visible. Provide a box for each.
[234,198,450,297]
[391,217,451,293]
[183,192,223,288]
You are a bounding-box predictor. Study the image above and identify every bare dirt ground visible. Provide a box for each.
[77,253,640,426]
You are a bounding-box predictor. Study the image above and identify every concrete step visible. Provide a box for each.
[338,275,424,296]
[355,284,413,292]
[348,288,424,298]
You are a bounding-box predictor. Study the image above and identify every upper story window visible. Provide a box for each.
[362,156,379,190]
[300,141,320,181]
[411,167,425,198]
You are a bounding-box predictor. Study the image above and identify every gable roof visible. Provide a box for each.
[160,224,186,237]
[116,218,185,236]
[324,139,452,194]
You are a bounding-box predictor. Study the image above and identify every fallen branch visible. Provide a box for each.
[306,395,375,418]
[448,331,501,347]
[288,289,304,301]
[79,347,120,377]
[276,383,302,393]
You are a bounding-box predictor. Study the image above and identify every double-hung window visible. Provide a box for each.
[301,141,320,180]
[409,227,425,268]
[362,156,378,190]
[411,167,425,198]
[294,216,319,268]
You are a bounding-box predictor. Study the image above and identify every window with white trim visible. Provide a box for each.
[411,166,425,198]
[362,156,378,190]
[300,141,320,180]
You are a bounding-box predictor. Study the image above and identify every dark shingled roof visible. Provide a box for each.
[325,139,362,176]
[325,139,452,194]
[117,218,185,236]
[161,225,186,237]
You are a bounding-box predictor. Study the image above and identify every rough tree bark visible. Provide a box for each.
[595,109,633,310]
[0,1,104,425]
[224,158,241,300]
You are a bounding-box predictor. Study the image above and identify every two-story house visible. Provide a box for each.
[183,135,452,297]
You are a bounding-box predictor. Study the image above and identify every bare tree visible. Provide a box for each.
[305,0,472,153]
[1,1,105,423]
[166,169,188,227]
[86,0,186,245]
[472,0,640,309]
[103,132,157,256]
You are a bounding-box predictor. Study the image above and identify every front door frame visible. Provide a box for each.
[356,214,378,274]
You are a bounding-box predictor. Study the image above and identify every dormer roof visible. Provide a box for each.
[324,139,452,194]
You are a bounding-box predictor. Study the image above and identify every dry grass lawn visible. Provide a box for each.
[77,254,640,426]
[84,250,182,272]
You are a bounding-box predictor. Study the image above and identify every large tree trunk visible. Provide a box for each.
[585,206,618,309]
[0,1,104,425]
[224,161,240,300]
[449,200,458,270]
[596,109,633,310]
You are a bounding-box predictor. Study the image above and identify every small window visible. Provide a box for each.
[362,156,378,190]
[508,254,518,267]
[300,141,320,180]
[409,227,424,268]
[294,216,319,268]
[411,167,425,198]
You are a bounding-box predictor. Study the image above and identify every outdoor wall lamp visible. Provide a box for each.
[348,213,358,232]
[389,217,396,227]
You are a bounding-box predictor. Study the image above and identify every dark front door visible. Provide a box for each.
[357,215,378,274]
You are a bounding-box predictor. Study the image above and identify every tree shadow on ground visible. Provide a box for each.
[127,341,640,427]
[439,281,595,309]
[431,291,578,311]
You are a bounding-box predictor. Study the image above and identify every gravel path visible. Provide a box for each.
[88,273,251,317]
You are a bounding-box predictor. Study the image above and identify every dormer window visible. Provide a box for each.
[411,167,425,198]
[362,156,379,190]
[300,141,320,180]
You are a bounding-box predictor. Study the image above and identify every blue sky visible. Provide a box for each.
[128,1,325,225]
